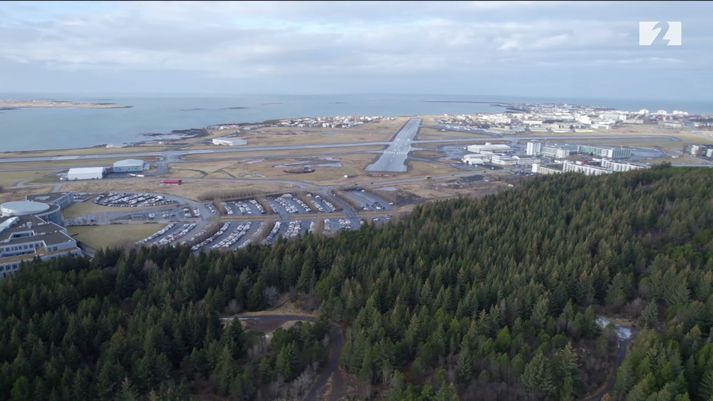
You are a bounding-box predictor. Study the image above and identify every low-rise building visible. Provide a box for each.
[466,142,511,154]
[600,159,647,172]
[531,163,563,175]
[0,215,81,278]
[212,137,247,146]
[66,167,106,181]
[562,161,610,176]
[113,159,146,173]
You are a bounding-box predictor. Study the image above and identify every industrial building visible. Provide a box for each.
[212,137,247,146]
[0,215,81,278]
[466,142,511,154]
[113,159,146,173]
[66,167,106,181]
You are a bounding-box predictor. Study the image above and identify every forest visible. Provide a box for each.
[1,166,713,401]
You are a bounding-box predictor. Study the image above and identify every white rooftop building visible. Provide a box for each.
[66,167,106,181]
[212,137,247,146]
[466,142,511,154]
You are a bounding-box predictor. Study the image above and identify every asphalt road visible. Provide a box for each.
[366,117,422,173]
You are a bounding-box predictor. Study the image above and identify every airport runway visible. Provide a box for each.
[0,133,680,165]
[366,118,421,173]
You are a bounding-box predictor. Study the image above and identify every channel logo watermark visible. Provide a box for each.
[639,21,682,46]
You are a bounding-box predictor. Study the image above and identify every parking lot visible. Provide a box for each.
[305,193,338,213]
[323,218,362,233]
[342,189,393,211]
[95,192,176,208]
[268,194,312,216]
[223,199,266,216]
[136,223,202,247]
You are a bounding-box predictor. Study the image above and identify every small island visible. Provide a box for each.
[0,99,131,110]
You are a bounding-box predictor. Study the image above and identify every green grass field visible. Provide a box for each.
[69,223,165,250]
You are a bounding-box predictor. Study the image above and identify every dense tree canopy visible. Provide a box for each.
[1,167,712,401]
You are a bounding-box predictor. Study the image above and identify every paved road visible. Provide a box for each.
[366,118,422,173]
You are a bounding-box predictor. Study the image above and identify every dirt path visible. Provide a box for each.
[222,312,347,401]
[302,324,345,401]
[583,319,637,401]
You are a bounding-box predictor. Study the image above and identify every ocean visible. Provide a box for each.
[1,93,711,152]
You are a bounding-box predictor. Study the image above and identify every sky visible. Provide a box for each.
[1,1,712,100]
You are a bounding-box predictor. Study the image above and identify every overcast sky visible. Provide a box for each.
[1,1,712,100]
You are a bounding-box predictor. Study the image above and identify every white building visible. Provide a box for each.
[66,167,106,181]
[212,137,247,146]
[490,155,519,166]
[526,141,542,156]
[531,163,562,175]
[600,159,647,172]
[466,142,511,154]
[462,154,489,165]
[562,161,610,176]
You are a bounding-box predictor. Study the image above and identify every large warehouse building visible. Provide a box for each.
[66,167,106,180]
[113,159,146,173]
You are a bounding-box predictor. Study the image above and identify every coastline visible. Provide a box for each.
[0,99,131,110]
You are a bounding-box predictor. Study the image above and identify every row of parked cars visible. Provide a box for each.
[306,193,337,213]
[209,223,252,249]
[155,223,196,246]
[191,223,230,252]
[224,199,265,216]
[137,223,176,245]
[271,194,310,214]
[96,192,175,208]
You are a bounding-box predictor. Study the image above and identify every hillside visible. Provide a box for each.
[1,166,713,401]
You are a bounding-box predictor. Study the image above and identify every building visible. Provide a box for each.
[577,145,631,159]
[66,167,106,181]
[212,137,247,146]
[113,159,146,173]
[600,159,647,172]
[562,161,610,176]
[0,200,64,225]
[462,154,488,165]
[27,193,73,210]
[490,155,520,166]
[0,215,81,278]
[526,141,542,156]
[542,145,574,159]
[531,163,563,175]
[466,142,511,154]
